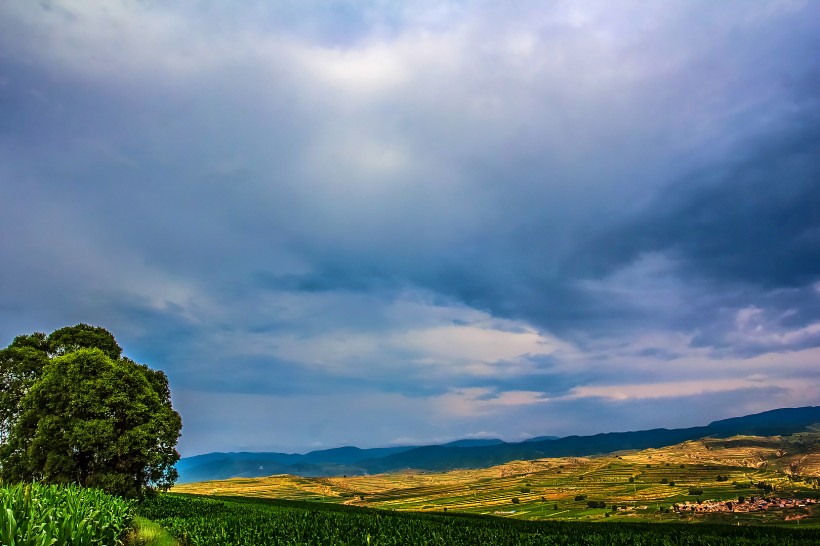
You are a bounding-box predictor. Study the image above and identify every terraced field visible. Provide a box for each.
[173,434,820,524]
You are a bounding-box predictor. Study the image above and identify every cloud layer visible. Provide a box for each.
[1,0,819,455]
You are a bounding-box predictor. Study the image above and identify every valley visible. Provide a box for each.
[173,432,820,525]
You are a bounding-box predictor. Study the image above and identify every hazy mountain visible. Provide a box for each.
[523,435,560,443]
[363,406,820,473]
[177,445,418,483]
[441,439,506,448]
[176,406,820,483]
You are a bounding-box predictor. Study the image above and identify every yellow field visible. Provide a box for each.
[173,433,820,523]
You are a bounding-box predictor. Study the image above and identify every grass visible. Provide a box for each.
[125,516,180,546]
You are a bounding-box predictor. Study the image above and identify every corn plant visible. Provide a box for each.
[139,493,820,546]
[0,483,132,546]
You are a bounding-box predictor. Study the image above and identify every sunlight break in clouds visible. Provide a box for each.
[206,292,571,379]
[568,378,810,402]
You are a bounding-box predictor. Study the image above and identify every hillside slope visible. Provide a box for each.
[177,406,820,482]
[173,431,820,524]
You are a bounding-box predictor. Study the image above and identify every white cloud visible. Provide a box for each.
[294,42,410,95]
[201,291,572,378]
[566,374,818,403]
[391,321,566,366]
[735,306,764,331]
[436,387,551,418]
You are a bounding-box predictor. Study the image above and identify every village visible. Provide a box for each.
[674,496,817,514]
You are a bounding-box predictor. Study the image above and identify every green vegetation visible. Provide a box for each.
[0,483,132,545]
[174,434,820,525]
[125,517,180,546]
[0,324,182,497]
[138,493,820,545]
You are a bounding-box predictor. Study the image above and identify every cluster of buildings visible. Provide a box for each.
[674,496,816,514]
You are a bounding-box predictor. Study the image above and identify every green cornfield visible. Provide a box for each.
[0,483,132,546]
[139,494,820,546]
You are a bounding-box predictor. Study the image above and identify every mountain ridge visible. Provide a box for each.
[176,405,820,483]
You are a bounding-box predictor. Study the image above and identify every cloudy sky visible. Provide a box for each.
[1,1,819,457]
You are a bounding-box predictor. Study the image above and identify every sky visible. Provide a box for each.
[1,1,819,458]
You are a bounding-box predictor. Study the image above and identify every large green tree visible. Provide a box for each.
[0,324,181,497]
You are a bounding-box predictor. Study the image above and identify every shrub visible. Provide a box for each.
[511,498,520,504]
[757,482,773,492]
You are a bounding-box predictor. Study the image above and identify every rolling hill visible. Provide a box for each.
[176,405,820,483]
[173,429,820,524]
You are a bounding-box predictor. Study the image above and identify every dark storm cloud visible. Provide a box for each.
[1,0,819,453]
[578,117,820,288]
[557,102,820,355]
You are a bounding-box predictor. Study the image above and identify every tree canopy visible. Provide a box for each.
[0,324,181,497]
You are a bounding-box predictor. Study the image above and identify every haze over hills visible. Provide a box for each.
[176,406,820,483]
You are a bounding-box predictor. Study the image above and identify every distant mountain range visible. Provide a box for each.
[176,405,820,483]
